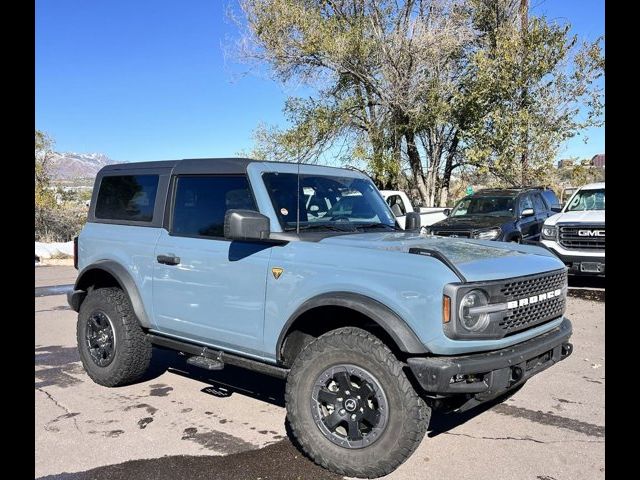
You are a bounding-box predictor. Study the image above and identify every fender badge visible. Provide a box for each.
[272,267,284,280]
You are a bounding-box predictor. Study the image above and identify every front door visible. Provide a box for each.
[517,193,538,241]
[532,192,551,239]
[152,175,272,358]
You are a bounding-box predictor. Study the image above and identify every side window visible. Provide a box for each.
[518,194,534,214]
[386,195,406,215]
[532,193,547,213]
[95,175,159,222]
[541,190,559,208]
[171,176,256,238]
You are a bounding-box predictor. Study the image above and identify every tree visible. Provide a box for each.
[237,0,474,205]
[35,130,56,209]
[462,0,604,186]
[235,0,604,201]
[35,130,86,242]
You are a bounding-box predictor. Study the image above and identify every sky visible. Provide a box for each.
[35,0,605,164]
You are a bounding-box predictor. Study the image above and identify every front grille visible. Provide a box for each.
[498,270,567,336]
[500,296,565,336]
[433,230,472,238]
[500,270,567,299]
[559,224,605,250]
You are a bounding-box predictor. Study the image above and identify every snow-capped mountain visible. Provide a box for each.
[50,152,120,179]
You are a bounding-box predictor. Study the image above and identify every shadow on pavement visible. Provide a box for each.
[568,275,605,289]
[567,275,605,302]
[36,438,342,480]
[141,347,287,407]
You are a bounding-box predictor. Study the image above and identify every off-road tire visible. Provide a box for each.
[77,287,152,387]
[285,327,430,478]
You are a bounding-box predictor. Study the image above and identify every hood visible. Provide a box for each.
[544,210,605,226]
[430,215,513,231]
[319,232,564,282]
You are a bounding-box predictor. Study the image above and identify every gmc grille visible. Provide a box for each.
[558,225,605,250]
[498,270,567,336]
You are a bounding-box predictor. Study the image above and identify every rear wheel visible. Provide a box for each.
[285,327,430,478]
[77,287,152,387]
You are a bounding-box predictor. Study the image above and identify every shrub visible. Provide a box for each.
[35,205,86,243]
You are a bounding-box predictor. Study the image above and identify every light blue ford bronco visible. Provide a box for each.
[68,158,573,478]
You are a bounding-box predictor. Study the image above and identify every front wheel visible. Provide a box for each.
[285,327,430,478]
[77,287,152,387]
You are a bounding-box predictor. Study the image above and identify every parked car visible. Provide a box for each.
[69,158,572,478]
[380,190,447,228]
[540,182,605,275]
[427,187,562,242]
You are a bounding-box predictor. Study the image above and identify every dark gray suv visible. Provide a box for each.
[428,188,562,242]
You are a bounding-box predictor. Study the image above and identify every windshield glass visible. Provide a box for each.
[450,196,515,217]
[262,172,397,231]
[565,188,605,211]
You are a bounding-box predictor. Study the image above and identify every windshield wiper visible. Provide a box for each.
[353,223,400,231]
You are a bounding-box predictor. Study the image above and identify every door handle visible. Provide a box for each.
[157,254,180,266]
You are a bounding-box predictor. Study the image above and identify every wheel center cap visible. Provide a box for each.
[344,398,357,412]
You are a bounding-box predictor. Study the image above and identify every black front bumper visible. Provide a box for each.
[407,318,572,403]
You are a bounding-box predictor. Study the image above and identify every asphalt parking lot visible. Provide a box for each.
[35,266,604,480]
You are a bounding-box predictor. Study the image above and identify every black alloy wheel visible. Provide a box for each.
[85,310,116,367]
[311,364,388,449]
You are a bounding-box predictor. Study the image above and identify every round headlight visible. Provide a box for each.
[459,290,490,331]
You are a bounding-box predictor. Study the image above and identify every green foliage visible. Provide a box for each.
[555,158,604,188]
[35,130,88,242]
[35,130,57,209]
[237,0,604,199]
[461,9,604,186]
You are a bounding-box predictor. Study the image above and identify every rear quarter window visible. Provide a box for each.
[95,175,159,222]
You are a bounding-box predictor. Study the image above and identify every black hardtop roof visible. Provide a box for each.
[100,157,255,175]
[98,157,361,176]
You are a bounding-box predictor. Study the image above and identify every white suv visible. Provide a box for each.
[540,182,605,275]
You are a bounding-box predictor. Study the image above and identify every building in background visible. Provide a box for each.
[558,159,574,168]
[591,154,605,168]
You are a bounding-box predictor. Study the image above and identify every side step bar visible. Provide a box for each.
[147,333,289,379]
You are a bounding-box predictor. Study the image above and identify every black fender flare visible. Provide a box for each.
[276,292,429,361]
[69,260,152,328]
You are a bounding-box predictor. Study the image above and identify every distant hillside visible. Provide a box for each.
[50,152,120,179]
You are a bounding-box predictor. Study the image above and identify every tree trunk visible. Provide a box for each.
[439,132,459,207]
[520,0,529,186]
[404,130,429,204]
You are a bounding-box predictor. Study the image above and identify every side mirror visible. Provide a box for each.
[520,208,535,218]
[390,204,403,217]
[550,204,562,213]
[224,209,271,241]
[405,212,421,230]
[443,208,451,216]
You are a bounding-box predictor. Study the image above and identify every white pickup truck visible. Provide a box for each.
[540,182,605,275]
[380,190,448,229]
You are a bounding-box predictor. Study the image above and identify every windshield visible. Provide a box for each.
[450,196,515,217]
[565,188,605,211]
[262,172,397,231]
